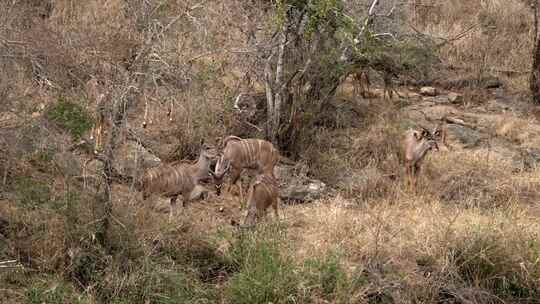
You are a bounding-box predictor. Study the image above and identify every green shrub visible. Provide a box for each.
[303,252,348,301]
[26,279,89,304]
[225,226,301,304]
[46,98,93,140]
[99,262,218,304]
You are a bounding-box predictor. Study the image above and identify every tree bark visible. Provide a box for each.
[531,1,540,103]
[264,51,275,139]
[272,20,288,143]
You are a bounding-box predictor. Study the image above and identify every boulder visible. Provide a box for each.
[447,92,463,103]
[280,179,327,203]
[482,76,503,89]
[275,163,327,203]
[446,124,483,148]
[407,92,422,99]
[423,96,450,104]
[420,86,437,96]
[114,141,161,178]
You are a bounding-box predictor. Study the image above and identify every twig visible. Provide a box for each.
[373,32,396,40]
[0,260,21,268]
[374,4,397,18]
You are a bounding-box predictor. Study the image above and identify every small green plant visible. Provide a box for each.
[46,98,93,140]
[26,280,87,304]
[98,262,218,304]
[225,225,301,304]
[303,251,348,301]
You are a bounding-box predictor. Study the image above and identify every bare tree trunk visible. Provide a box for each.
[265,51,275,139]
[95,78,144,250]
[531,1,540,103]
[272,20,288,143]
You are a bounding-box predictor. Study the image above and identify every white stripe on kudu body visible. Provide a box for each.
[211,136,279,203]
[137,143,217,221]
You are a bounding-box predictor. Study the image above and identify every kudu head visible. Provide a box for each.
[210,153,231,196]
[414,125,440,153]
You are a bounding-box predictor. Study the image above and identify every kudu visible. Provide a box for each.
[242,173,280,227]
[136,143,218,220]
[211,136,279,203]
[403,125,440,190]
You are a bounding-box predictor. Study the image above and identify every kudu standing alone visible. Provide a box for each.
[136,143,218,220]
[403,126,440,190]
[211,136,279,203]
[242,173,280,227]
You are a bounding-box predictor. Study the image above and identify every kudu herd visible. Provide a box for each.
[134,124,446,225]
[136,136,280,226]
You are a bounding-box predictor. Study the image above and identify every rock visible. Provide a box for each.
[482,76,503,89]
[423,96,450,104]
[281,179,326,203]
[275,163,327,203]
[447,92,463,103]
[420,86,437,96]
[407,92,422,99]
[114,140,161,178]
[446,124,483,148]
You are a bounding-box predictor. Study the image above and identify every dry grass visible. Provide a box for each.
[284,195,540,302]
[2,1,540,303]
[417,0,533,90]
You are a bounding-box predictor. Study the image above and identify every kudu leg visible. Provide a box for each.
[272,198,279,220]
[405,164,413,192]
[169,195,178,222]
[238,181,245,205]
[229,169,245,207]
[413,164,421,193]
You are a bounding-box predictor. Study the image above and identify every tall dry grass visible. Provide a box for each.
[417,0,533,90]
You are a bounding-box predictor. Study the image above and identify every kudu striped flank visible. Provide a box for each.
[243,173,279,227]
[211,136,279,203]
[137,143,217,219]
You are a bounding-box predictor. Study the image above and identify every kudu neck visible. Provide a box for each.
[414,140,433,159]
[194,153,211,179]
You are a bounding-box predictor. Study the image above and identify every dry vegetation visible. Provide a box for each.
[2,0,540,303]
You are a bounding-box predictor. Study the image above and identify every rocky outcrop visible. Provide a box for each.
[275,164,327,203]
